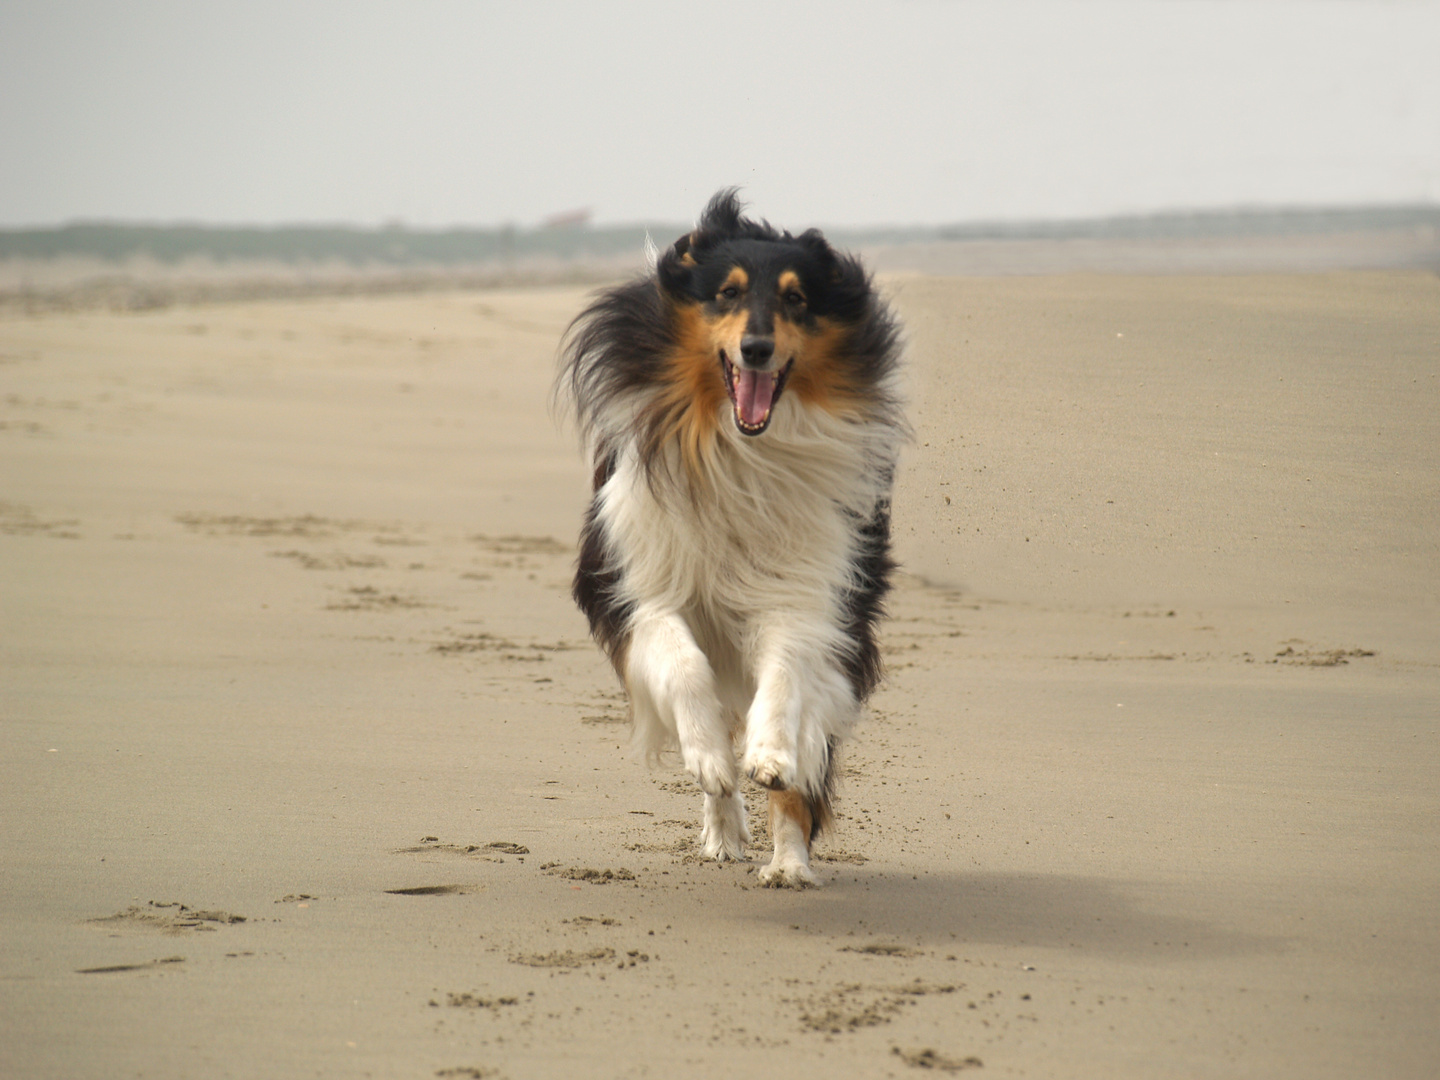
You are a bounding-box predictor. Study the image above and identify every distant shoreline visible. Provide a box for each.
[2,204,1436,314]
[3,203,1436,263]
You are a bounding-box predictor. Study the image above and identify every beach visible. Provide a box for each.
[2,268,1437,1078]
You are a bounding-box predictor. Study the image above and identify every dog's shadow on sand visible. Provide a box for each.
[745,869,1280,961]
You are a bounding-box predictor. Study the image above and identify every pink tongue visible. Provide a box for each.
[735,368,775,427]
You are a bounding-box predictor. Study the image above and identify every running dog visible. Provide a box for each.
[558,189,905,886]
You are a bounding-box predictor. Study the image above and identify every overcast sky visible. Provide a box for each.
[2,1,1437,229]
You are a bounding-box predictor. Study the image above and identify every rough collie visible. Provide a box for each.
[558,190,905,886]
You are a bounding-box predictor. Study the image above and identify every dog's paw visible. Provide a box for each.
[699,829,747,862]
[742,747,797,791]
[700,791,750,862]
[758,857,819,889]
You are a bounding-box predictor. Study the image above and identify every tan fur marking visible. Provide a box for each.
[719,267,749,294]
[644,302,728,481]
[777,270,804,299]
[645,300,869,482]
[769,789,814,851]
[773,315,807,371]
[785,317,868,419]
[707,307,750,367]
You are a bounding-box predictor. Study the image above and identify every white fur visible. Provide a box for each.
[590,389,901,884]
[760,801,818,888]
[700,789,750,862]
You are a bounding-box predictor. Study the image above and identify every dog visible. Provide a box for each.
[557,190,905,886]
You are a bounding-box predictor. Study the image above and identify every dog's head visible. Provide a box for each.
[656,189,876,437]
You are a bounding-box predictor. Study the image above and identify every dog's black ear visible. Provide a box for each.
[798,227,846,289]
[797,228,837,266]
[657,230,700,299]
[798,228,870,319]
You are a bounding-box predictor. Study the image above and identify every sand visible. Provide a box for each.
[1,270,1436,1079]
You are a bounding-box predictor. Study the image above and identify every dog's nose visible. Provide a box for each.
[739,335,774,368]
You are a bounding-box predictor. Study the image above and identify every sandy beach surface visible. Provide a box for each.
[2,269,1436,1078]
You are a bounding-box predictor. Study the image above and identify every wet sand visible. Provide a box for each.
[1,270,1436,1078]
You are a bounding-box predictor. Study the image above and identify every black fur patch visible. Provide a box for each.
[559,276,677,475]
[571,451,632,672]
[835,497,896,701]
[656,190,901,374]
[807,735,843,842]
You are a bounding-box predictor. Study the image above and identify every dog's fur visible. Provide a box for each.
[557,190,905,886]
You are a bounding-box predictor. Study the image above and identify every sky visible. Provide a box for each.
[2,1,1438,229]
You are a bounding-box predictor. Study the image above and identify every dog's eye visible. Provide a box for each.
[719,286,741,301]
[784,291,806,307]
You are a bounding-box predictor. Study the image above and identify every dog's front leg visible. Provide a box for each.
[764,789,818,888]
[741,624,854,795]
[700,789,750,863]
[741,621,858,887]
[625,611,746,860]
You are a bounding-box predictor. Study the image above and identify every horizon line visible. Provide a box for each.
[3,200,1437,237]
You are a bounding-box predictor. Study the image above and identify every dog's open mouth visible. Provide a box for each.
[721,352,794,436]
